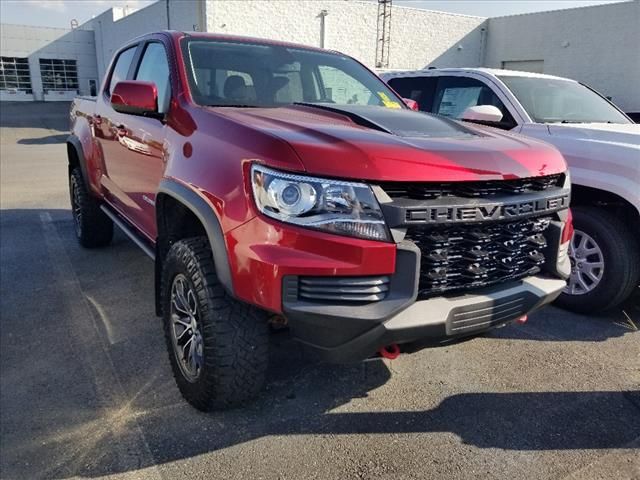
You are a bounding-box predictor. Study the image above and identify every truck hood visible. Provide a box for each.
[547,123,640,148]
[214,104,566,182]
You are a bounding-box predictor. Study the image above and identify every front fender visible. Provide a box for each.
[156,179,235,296]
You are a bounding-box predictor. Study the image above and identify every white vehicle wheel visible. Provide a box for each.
[555,206,639,313]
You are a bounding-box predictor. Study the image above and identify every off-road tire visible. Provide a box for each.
[555,206,640,313]
[69,168,113,247]
[161,237,269,411]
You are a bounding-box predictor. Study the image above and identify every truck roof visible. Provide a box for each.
[379,67,576,83]
[143,30,329,54]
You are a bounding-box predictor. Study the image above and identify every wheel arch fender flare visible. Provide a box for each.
[155,179,235,314]
[66,135,90,187]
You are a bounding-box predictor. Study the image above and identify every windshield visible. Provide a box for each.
[498,76,630,124]
[182,38,405,109]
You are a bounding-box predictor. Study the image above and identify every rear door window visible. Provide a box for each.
[108,46,137,95]
[387,76,437,112]
[273,62,304,103]
[215,69,257,103]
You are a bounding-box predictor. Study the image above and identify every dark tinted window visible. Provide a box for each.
[433,76,516,129]
[136,43,171,113]
[108,46,136,95]
[387,76,437,112]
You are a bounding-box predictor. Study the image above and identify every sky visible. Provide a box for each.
[0,0,628,29]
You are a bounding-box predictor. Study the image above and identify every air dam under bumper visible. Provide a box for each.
[283,249,566,363]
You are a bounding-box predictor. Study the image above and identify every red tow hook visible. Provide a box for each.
[378,343,401,360]
[516,315,528,324]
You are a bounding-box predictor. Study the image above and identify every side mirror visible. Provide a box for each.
[403,98,419,111]
[460,105,503,123]
[111,81,159,116]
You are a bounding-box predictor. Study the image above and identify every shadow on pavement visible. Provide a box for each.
[18,134,69,145]
[0,101,70,132]
[487,306,638,342]
[2,209,639,480]
[8,380,640,479]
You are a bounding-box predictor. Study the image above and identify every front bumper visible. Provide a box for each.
[227,202,568,363]
[283,245,565,362]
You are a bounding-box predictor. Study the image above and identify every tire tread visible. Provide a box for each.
[161,237,268,411]
[70,168,113,248]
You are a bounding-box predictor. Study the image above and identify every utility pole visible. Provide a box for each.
[166,0,171,29]
[375,0,392,68]
[318,9,329,49]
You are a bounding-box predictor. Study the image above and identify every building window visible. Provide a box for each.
[39,58,78,92]
[0,57,32,93]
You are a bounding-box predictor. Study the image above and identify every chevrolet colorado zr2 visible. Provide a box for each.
[68,32,573,410]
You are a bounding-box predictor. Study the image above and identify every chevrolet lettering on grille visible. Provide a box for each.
[405,194,570,224]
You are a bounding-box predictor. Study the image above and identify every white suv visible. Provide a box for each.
[381,68,639,313]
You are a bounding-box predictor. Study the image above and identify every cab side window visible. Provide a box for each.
[108,46,137,96]
[387,76,437,112]
[433,76,516,129]
[135,43,171,114]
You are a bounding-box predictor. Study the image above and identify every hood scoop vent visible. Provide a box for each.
[294,103,478,139]
[294,102,391,133]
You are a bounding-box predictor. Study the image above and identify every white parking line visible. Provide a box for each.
[85,293,118,345]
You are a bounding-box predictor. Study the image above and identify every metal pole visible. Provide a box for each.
[318,10,329,48]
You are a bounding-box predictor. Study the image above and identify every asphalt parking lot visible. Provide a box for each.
[1,101,639,480]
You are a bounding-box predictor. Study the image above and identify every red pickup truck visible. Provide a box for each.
[68,31,573,410]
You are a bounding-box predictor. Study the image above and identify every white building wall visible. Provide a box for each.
[389,6,487,69]
[204,0,486,70]
[0,24,98,101]
[485,0,640,112]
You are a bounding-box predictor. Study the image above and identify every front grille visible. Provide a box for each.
[379,174,563,200]
[297,275,390,302]
[407,216,551,298]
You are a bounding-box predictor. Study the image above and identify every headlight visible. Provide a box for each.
[562,170,571,189]
[251,164,390,241]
